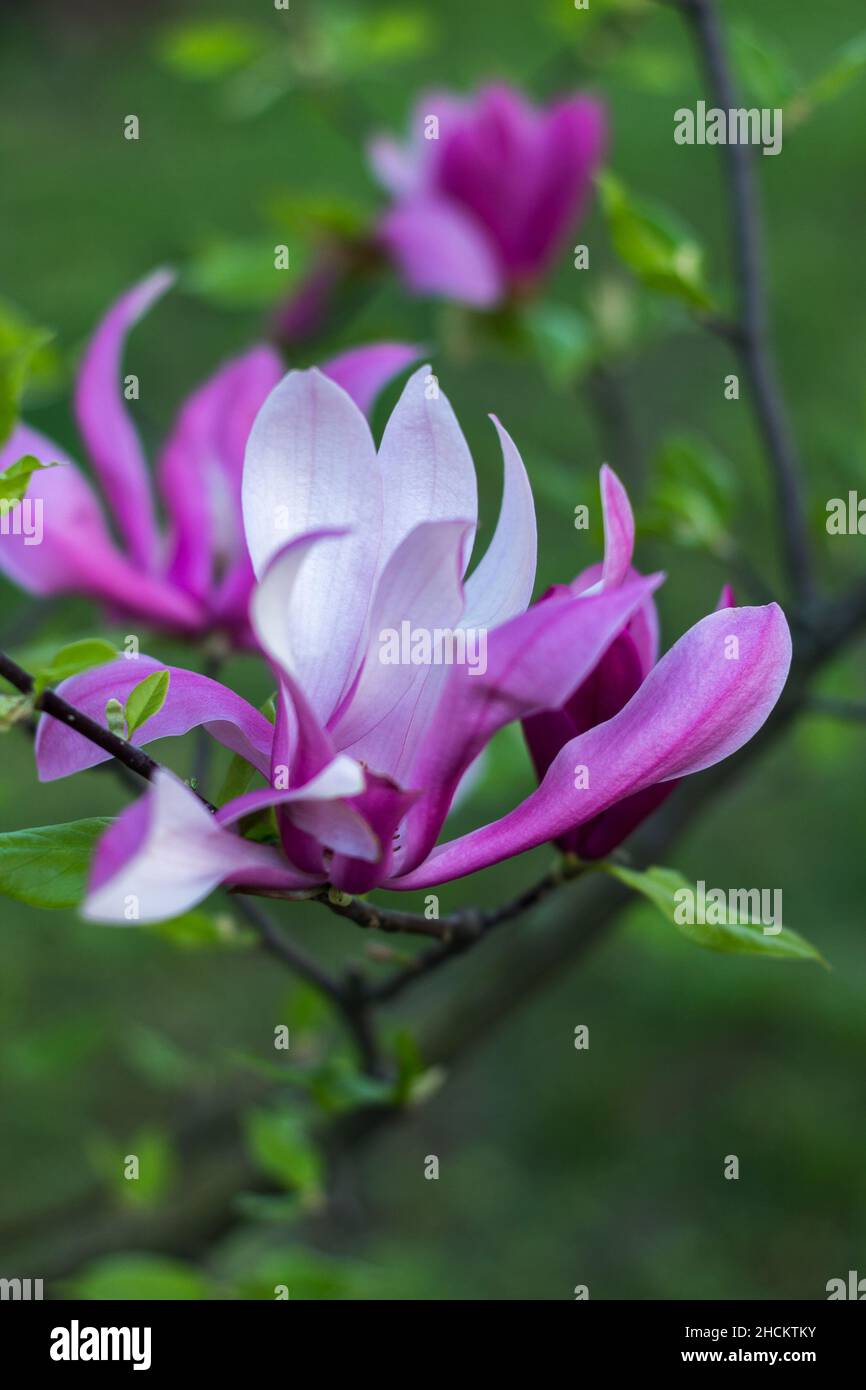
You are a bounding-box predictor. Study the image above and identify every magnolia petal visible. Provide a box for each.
[74,270,173,570]
[392,603,791,887]
[395,574,663,873]
[0,425,205,628]
[216,754,365,826]
[322,342,421,416]
[377,364,478,570]
[328,773,420,892]
[35,657,273,781]
[378,196,503,308]
[83,771,310,923]
[599,464,635,591]
[243,369,382,720]
[717,583,736,610]
[461,415,536,629]
[329,518,470,761]
[159,346,283,602]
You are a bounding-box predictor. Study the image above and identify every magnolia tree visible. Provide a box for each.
[1,0,864,1293]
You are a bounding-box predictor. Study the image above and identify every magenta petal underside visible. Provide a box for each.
[394,574,663,875]
[74,269,172,570]
[378,196,503,307]
[35,657,274,781]
[392,603,792,888]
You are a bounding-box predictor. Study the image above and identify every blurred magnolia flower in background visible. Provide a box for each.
[0,272,418,642]
[34,369,790,920]
[368,83,607,307]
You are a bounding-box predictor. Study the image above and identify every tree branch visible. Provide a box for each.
[803,695,866,723]
[672,0,817,603]
[231,896,385,1077]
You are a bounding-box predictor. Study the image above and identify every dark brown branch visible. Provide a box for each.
[314,857,586,945]
[673,0,816,602]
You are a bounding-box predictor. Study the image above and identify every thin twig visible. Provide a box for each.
[672,0,816,603]
[231,896,385,1077]
[803,695,866,723]
[312,857,587,945]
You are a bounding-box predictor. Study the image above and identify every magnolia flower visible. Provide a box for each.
[368,84,606,307]
[0,271,418,642]
[523,474,737,860]
[34,368,791,921]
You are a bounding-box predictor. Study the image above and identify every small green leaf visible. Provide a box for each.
[601,862,826,964]
[244,1106,323,1205]
[0,691,33,731]
[268,191,370,240]
[0,818,110,908]
[0,323,55,445]
[184,238,306,310]
[104,697,126,738]
[641,433,737,554]
[598,172,714,311]
[32,637,118,696]
[125,669,170,739]
[521,302,595,387]
[149,909,254,950]
[0,453,57,504]
[89,1126,176,1210]
[216,751,258,806]
[731,25,798,108]
[158,19,266,80]
[67,1253,211,1301]
[788,31,866,126]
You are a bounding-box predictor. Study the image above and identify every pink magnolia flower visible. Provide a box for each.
[523,471,737,860]
[0,271,418,642]
[369,84,606,307]
[34,369,790,921]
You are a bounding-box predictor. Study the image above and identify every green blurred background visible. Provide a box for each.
[0,0,864,1299]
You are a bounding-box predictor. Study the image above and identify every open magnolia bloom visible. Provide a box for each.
[0,271,418,642]
[369,84,606,307]
[33,367,791,921]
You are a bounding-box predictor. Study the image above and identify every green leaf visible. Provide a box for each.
[104,697,126,738]
[89,1126,176,1210]
[642,433,737,553]
[0,322,55,445]
[521,303,595,387]
[268,190,371,240]
[216,751,258,806]
[731,25,798,108]
[149,909,254,950]
[601,862,826,964]
[67,1254,211,1301]
[598,172,714,311]
[244,1106,323,1204]
[32,637,118,696]
[125,669,170,739]
[788,31,866,126]
[314,8,435,77]
[0,453,57,504]
[0,691,33,731]
[0,818,110,908]
[158,19,265,80]
[184,238,306,310]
